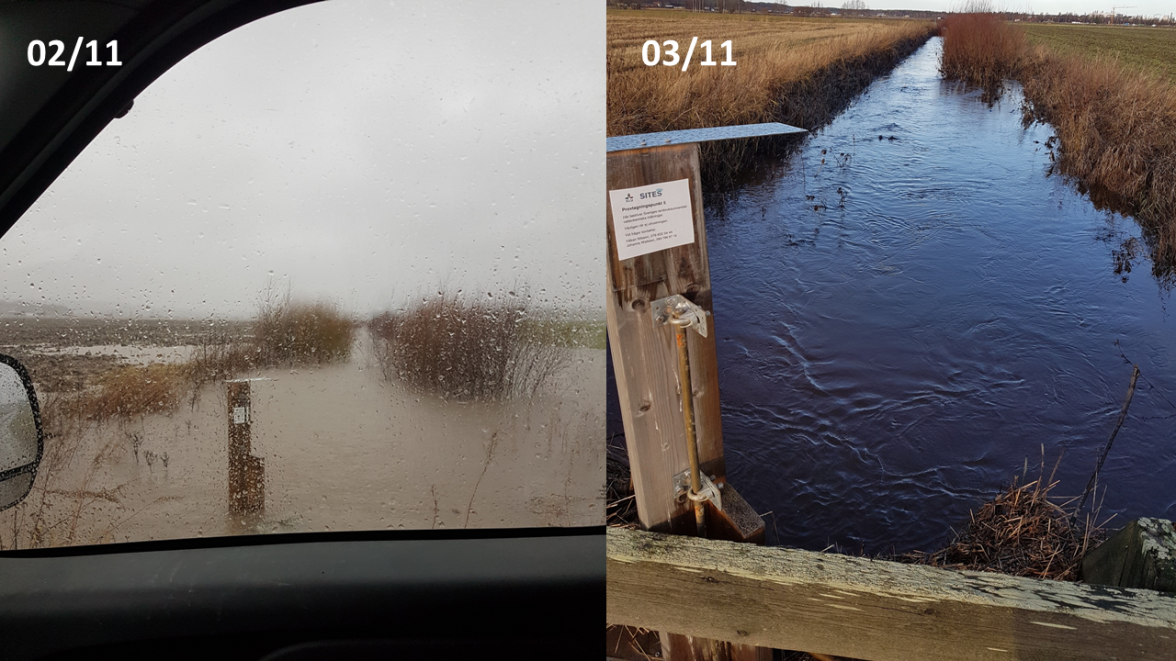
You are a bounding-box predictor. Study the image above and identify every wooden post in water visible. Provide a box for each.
[605,124,804,661]
[227,379,264,515]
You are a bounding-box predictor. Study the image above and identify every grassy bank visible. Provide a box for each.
[609,11,935,134]
[1021,24,1176,83]
[609,10,935,183]
[941,14,1176,282]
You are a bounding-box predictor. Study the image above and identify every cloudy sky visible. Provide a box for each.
[1,0,604,319]
[808,0,1173,18]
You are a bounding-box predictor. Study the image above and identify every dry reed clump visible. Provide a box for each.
[939,13,1176,282]
[370,291,570,403]
[938,12,1026,97]
[184,330,258,387]
[901,476,1106,581]
[255,294,355,367]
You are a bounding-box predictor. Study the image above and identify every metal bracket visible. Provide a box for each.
[651,294,708,338]
[673,469,722,511]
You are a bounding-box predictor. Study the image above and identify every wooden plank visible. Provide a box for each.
[608,527,1176,661]
[1083,518,1176,592]
[605,143,726,534]
[705,485,765,546]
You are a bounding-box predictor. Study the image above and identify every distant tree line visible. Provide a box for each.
[1007,12,1175,26]
[606,0,1174,25]
[606,0,756,11]
[606,1,943,20]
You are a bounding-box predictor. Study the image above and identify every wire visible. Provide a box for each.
[1115,339,1176,411]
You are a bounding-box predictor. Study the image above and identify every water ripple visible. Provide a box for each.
[697,38,1176,553]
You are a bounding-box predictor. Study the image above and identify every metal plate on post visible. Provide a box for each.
[606,122,806,153]
[651,294,708,338]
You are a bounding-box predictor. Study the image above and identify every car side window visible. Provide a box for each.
[0,0,604,548]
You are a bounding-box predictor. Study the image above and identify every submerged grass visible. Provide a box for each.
[70,363,187,422]
[4,291,356,549]
[254,290,355,367]
[940,13,1176,283]
[370,291,574,403]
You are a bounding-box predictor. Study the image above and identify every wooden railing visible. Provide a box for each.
[607,527,1176,661]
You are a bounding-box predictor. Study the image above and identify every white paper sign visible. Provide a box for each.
[608,178,694,261]
[233,406,249,425]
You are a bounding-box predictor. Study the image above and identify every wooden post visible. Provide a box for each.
[606,126,806,661]
[606,142,729,535]
[1082,518,1176,592]
[227,379,264,515]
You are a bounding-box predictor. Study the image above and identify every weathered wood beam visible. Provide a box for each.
[608,527,1176,661]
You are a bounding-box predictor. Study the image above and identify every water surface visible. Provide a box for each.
[615,38,1176,553]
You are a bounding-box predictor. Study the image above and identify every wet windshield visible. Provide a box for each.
[0,0,604,548]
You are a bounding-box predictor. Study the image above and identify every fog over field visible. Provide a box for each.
[1,0,602,319]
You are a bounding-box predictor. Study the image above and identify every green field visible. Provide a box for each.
[1019,24,1176,82]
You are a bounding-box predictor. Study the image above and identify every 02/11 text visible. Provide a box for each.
[28,39,123,71]
[642,38,735,71]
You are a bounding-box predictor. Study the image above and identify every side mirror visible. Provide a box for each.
[0,355,42,511]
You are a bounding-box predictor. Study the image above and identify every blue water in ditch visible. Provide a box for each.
[609,37,1176,554]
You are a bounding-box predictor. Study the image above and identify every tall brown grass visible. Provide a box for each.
[185,329,257,387]
[371,291,570,402]
[254,289,355,367]
[940,13,1176,281]
[938,12,1025,96]
[1021,53,1176,278]
[609,13,935,135]
[609,12,934,184]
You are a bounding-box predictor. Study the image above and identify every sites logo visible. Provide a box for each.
[639,188,663,200]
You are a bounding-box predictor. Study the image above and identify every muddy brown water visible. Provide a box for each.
[8,329,603,547]
[608,38,1176,554]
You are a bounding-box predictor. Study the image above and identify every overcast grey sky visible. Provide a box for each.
[1,0,603,319]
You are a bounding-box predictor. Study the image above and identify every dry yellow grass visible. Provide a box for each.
[50,363,188,423]
[608,10,935,136]
[1020,49,1176,279]
[941,14,1176,282]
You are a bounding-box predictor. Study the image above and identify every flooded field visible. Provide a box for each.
[0,0,605,550]
[610,38,1176,554]
[2,317,604,548]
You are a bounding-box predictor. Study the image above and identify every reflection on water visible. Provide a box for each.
[612,38,1176,554]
